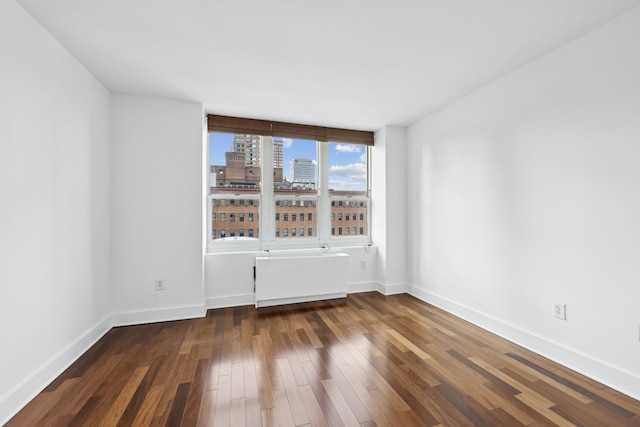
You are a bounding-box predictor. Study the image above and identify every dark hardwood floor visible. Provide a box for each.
[8,293,640,426]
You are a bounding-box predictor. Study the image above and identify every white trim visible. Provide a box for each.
[348,281,383,294]
[0,315,112,426]
[380,282,409,295]
[408,285,640,401]
[206,293,255,309]
[111,304,206,327]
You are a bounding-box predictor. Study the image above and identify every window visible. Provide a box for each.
[209,132,261,241]
[208,116,372,249]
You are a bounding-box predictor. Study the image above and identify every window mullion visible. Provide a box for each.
[261,136,274,246]
[318,142,330,243]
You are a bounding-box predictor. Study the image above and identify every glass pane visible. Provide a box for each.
[328,142,367,195]
[211,198,260,241]
[210,132,262,192]
[274,137,317,190]
[275,198,317,239]
[274,137,317,239]
[329,142,368,238]
[330,199,368,238]
[210,132,261,241]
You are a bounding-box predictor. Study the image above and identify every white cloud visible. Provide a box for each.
[359,153,367,163]
[329,180,363,189]
[334,144,362,153]
[329,162,367,182]
[281,138,293,148]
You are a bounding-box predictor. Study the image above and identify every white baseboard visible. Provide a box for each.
[380,282,409,295]
[111,304,206,327]
[0,315,112,426]
[206,293,254,309]
[408,285,640,401]
[348,281,382,294]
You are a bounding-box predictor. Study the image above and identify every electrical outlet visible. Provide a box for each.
[553,302,566,320]
[361,260,367,269]
[155,280,165,291]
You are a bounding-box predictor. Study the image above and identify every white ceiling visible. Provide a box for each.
[15,0,640,130]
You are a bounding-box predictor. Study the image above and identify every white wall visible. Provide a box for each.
[371,126,408,294]
[0,0,112,422]
[407,7,640,398]
[111,95,205,324]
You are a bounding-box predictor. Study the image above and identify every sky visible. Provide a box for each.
[209,133,367,191]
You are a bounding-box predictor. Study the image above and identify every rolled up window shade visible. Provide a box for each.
[207,114,373,146]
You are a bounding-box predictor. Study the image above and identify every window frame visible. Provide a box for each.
[207,133,371,252]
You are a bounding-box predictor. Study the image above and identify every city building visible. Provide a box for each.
[290,158,316,189]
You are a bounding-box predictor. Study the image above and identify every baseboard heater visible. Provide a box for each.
[255,252,349,308]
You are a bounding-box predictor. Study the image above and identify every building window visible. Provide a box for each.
[212,229,216,239]
[209,130,369,247]
[220,229,226,238]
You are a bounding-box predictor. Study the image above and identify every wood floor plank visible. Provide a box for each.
[8,293,640,426]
